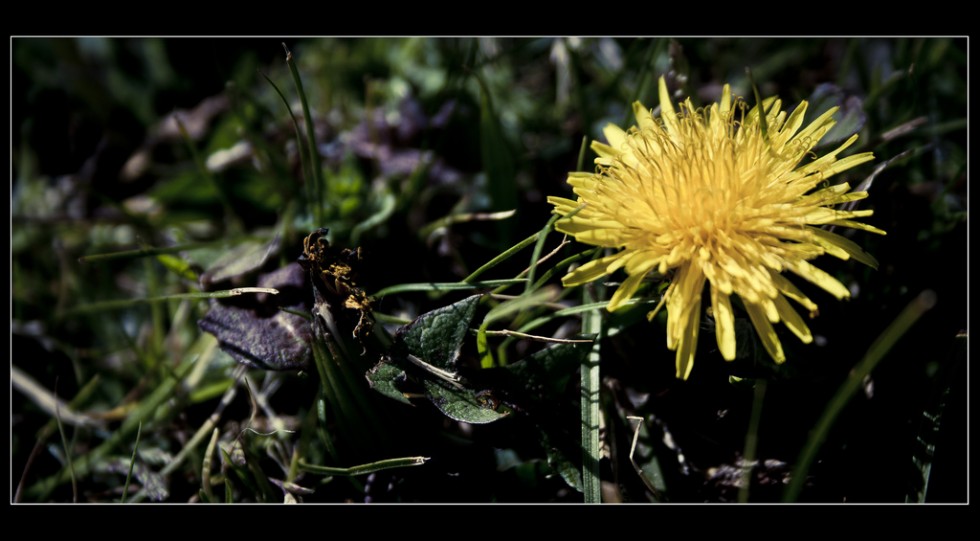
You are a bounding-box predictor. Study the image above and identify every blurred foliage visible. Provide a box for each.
[12,37,966,503]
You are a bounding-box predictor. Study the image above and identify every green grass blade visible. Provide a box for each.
[152,352,234,482]
[310,330,374,456]
[580,283,604,503]
[531,248,600,291]
[78,241,218,264]
[746,68,769,141]
[26,357,197,500]
[784,289,937,502]
[299,456,429,477]
[462,232,539,283]
[351,190,397,245]
[14,375,101,503]
[557,298,657,317]
[419,209,516,240]
[525,214,561,295]
[54,401,78,502]
[201,427,220,503]
[64,287,278,316]
[474,70,517,216]
[576,135,588,172]
[120,421,142,503]
[372,279,525,298]
[621,39,663,126]
[283,43,324,225]
[260,69,313,216]
[477,287,557,368]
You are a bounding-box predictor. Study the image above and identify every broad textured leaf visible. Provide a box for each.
[198,262,311,371]
[366,361,411,405]
[397,294,480,372]
[199,305,310,370]
[502,341,591,402]
[201,235,281,285]
[540,429,583,493]
[423,379,509,424]
[502,343,590,492]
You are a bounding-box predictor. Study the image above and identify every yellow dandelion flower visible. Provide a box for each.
[548,77,885,380]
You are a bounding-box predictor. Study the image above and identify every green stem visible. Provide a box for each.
[738,379,766,503]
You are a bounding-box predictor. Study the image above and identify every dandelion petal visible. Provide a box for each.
[549,76,883,378]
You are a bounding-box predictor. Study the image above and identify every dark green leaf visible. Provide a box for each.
[366,361,411,405]
[502,341,591,402]
[495,343,589,492]
[540,429,583,493]
[397,294,480,372]
[423,379,509,424]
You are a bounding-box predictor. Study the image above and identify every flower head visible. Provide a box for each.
[549,78,885,379]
